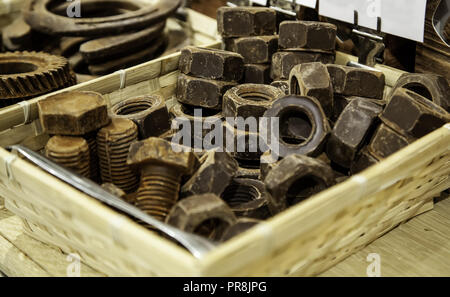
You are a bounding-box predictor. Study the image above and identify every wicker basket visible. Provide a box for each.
[0,12,448,276]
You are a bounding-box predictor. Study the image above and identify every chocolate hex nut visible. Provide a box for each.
[263,95,331,158]
[350,148,380,175]
[223,84,285,119]
[38,91,109,136]
[289,62,334,118]
[380,88,450,138]
[111,95,171,139]
[166,194,237,240]
[390,73,450,112]
[332,95,386,123]
[181,150,239,197]
[326,98,383,168]
[243,64,271,84]
[179,46,244,82]
[279,21,337,51]
[217,7,277,38]
[264,154,335,213]
[271,51,335,80]
[230,35,278,64]
[326,64,385,99]
[368,124,413,159]
[176,74,237,110]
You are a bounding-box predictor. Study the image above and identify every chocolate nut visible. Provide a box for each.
[243,64,271,84]
[181,150,239,197]
[229,35,278,64]
[179,46,244,82]
[326,98,383,168]
[350,148,380,175]
[289,62,334,118]
[176,73,237,110]
[111,95,171,139]
[38,91,109,136]
[279,21,337,51]
[380,88,450,138]
[271,51,335,80]
[368,123,413,159]
[263,95,331,158]
[221,178,271,220]
[332,95,386,123]
[390,73,450,112]
[326,64,385,99]
[223,84,285,119]
[270,80,289,95]
[166,194,237,240]
[236,165,261,180]
[217,7,277,38]
[221,218,261,241]
[264,154,335,213]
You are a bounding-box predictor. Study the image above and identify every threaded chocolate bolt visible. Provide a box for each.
[97,118,139,194]
[45,136,90,178]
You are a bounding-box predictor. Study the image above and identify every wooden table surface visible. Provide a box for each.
[0,195,449,277]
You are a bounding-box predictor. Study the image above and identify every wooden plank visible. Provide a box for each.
[0,209,104,277]
[320,196,450,277]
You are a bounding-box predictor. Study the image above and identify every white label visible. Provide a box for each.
[319,0,427,42]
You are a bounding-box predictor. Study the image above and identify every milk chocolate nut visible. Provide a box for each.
[350,148,380,175]
[221,218,261,241]
[176,74,237,110]
[271,51,335,80]
[230,35,278,64]
[368,124,412,159]
[179,46,244,82]
[243,64,271,84]
[271,80,289,95]
[38,91,109,136]
[326,98,383,168]
[223,84,285,119]
[279,21,337,51]
[111,95,171,139]
[381,88,450,138]
[264,154,335,213]
[326,64,385,99]
[221,178,271,220]
[263,96,331,158]
[289,62,334,118]
[217,7,277,37]
[181,151,239,197]
[390,73,450,112]
[166,194,237,240]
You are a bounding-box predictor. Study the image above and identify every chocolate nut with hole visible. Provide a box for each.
[222,84,285,119]
[279,21,337,51]
[181,150,239,197]
[350,148,380,175]
[271,51,335,80]
[271,80,289,95]
[179,46,244,82]
[264,154,335,213]
[326,98,383,168]
[221,218,261,241]
[229,35,278,64]
[221,178,272,220]
[326,64,385,99]
[368,124,413,159]
[176,73,237,110]
[243,64,271,84]
[217,7,277,38]
[263,95,331,158]
[111,95,171,139]
[389,73,450,112]
[38,91,109,136]
[380,88,450,138]
[166,194,237,241]
[289,62,334,118]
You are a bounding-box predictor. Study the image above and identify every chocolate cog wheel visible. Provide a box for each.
[0,51,75,101]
